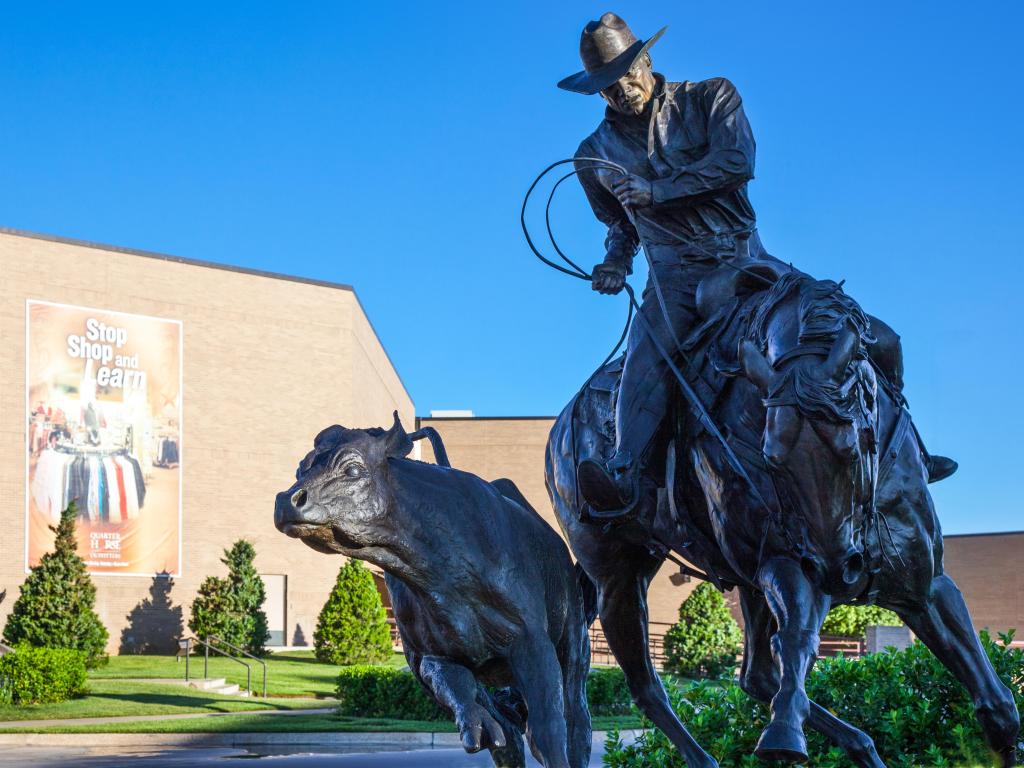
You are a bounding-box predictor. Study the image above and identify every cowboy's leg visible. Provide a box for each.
[578,259,702,514]
[611,289,693,464]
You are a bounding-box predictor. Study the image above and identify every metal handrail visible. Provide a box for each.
[206,635,267,699]
[178,636,264,698]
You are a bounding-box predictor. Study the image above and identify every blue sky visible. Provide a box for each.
[2,2,1022,534]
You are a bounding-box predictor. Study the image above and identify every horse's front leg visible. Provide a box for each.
[756,556,831,763]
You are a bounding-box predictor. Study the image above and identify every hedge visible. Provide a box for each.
[0,646,88,705]
[605,630,1024,768]
[336,664,637,721]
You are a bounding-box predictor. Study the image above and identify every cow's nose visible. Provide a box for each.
[291,488,308,510]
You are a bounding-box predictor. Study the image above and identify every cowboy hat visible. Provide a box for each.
[557,13,666,95]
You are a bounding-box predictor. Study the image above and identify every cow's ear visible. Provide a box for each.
[383,411,413,459]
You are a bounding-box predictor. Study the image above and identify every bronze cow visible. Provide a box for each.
[274,414,593,768]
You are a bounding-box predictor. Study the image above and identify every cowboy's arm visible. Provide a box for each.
[575,151,640,282]
[650,78,755,204]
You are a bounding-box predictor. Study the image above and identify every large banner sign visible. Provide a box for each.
[26,301,182,576]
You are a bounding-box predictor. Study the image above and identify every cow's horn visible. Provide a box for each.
[383,411,413,459]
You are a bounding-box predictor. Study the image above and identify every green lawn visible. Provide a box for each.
[0,680,328,722]
[0,711,644,735]
[89,650,407,698]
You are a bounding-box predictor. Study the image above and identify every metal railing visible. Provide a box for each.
[177,636,268,698]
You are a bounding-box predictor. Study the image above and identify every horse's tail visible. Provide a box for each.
[575,561,599,628]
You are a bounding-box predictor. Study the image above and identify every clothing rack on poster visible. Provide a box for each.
[32,443,147,525]
[154,435,180,468]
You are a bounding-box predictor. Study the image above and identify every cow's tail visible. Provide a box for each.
[408,427,450,467]
[575,562,599,628]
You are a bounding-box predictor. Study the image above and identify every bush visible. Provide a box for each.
[821,604,901,638]
[336,665,444,721]
[588,666,634,716]
[335,665,638,721]
[662,583,742,680]
[315,560,392,665]
[189,540,268,655]
[2,503,108,667]
[605,630,1024,768]
[0,646,88,705]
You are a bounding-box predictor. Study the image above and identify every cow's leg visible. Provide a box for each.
[737,586,886,768]
[756,556,831,763]
[894,575,1020,767]
[418,656,508,755]
[509,633,571,768]
[597,549,719,768]
[558,616,592,768]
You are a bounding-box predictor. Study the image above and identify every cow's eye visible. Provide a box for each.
[343,463,363,479]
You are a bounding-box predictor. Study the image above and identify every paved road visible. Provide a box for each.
[0,736,620,767]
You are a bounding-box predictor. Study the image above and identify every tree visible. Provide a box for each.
[314,559,392,665]
[821,604,902,638]
[189,540,268,655]
[662,582,742,680]
[3,502,108,667]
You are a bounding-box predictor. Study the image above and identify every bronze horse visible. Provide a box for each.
[546,271,1019,767]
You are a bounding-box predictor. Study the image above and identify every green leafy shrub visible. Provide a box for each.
[188,540,268,655]
[605,630,1024,768]
[336,665,444,720]
[821,604,901,638]
[2,503,108,667]
[662,583,742,679]
[588,666,635,715]
[315,560,392,665]
[0,646,88,705]
[336,665,639,721]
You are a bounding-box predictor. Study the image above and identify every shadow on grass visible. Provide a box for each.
[90,691,297,712]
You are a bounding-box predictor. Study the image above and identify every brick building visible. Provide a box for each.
[0,228,413,652]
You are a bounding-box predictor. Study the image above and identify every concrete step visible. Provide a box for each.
[185,678,227,691]
[117,677,255,697]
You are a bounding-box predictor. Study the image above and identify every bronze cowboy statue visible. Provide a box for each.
[559,12,956,520]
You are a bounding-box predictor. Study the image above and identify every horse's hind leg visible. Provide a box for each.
[738,587,887,768]
[596,548,719,768]
[895,574,1020,767]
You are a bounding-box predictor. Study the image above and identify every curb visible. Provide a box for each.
[0,730,629,748]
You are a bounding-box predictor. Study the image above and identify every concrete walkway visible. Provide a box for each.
[0,706,336,730]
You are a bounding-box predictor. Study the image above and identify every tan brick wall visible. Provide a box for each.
[414,418,1023,639]
[942,532,1024,635]
[414,417,698,630]
[0,229,414,652]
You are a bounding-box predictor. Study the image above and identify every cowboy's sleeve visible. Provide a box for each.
[575,144,639,273]
[651,78,755,205]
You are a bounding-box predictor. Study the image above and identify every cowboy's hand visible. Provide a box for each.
[591,261,627,295]
[611,174,653,208]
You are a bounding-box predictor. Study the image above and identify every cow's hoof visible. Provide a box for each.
[755,721,808,763]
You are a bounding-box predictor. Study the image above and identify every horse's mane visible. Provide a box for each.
[745,272,877,424]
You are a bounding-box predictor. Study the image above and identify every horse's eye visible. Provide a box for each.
[344,463,363,479]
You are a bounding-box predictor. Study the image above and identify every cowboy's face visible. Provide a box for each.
[600,54,655,116]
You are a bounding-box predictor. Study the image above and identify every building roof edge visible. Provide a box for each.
[0,225,415,408]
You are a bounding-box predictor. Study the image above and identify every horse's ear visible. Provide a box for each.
[822,326,859,383]
[382,411,413,459]
[739,339,773,396]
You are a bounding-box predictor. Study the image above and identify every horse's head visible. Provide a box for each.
[740,318,879,593]
[273,412,412,555]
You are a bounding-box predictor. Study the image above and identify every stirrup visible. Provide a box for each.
[577,459,641,523]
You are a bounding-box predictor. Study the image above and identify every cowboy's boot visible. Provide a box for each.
[577,451,642,522]
[926,454,958,483]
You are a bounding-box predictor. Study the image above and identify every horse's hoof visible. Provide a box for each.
[755,722,808,763]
